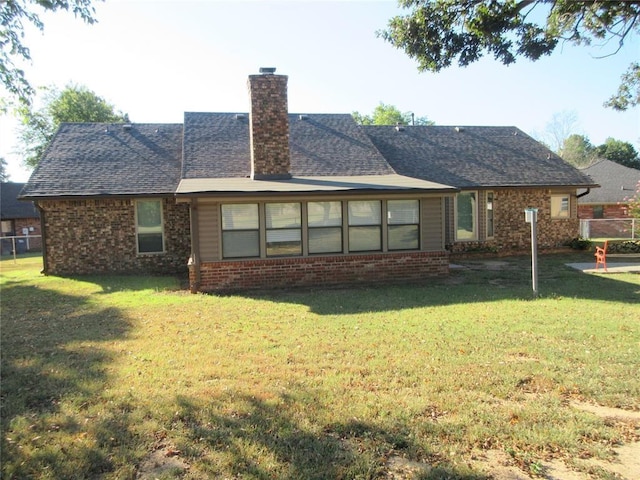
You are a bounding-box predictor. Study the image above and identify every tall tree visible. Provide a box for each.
[559,134,596,167]
[0,157,9,181]
[353,102,434,125]
[595,137,640,168]
[1,0,102,105]
[18,84,127,168]
[380,1,640,110]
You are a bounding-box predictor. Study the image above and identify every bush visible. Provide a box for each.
[565,237,592,250]
[607,240,640,254]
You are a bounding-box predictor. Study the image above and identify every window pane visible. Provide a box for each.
[309,227,342,254]
[266,203,301,228]
[266,229,302,256]
[308,201,342,227]
[456,192,477,240]
[138,233,163,253]
[487,192,494,238]
[222,204,259,230]
[137,200,162,229]
[551,195,569,218]
[388,200,419,225]
[348,201,381,226]
[222,230,260,258]
[349,226,381,251]
[388,225,419,250]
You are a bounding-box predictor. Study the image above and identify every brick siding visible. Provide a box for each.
[247,73,291,179]
[191,251,449,292]
[38,198,191,275]
[578,204,629,219]
[448,188,579,254]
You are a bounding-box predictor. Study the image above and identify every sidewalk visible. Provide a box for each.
[566,262,640,273]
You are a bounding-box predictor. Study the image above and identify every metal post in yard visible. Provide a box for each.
[525,208,539,297]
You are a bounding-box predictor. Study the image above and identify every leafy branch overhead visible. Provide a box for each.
[380,0,640,110]
[18,84,127,168]
[1,0,102,105]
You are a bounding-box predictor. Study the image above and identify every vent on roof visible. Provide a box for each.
[259,67,276,74]
[123,124,133,131]
[395,122,405,132]
[299,114,308,121]
[235,114,246,120]
[455,126,464,133]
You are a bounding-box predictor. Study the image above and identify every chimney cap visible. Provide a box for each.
[259,67,277,74]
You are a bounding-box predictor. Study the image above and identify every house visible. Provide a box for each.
[20,69,595,291]
[1,182,42,255]
[577,159,639,239]
[578,159,639,218]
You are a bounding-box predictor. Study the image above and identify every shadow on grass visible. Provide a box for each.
[173,392,488,479]
[0,283,135,479]
[232,253,639,315]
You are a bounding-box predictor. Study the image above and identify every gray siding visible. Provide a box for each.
[422,197,444,251]
[197,201,219,262]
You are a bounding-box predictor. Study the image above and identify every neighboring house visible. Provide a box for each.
[1,182,42,255]
[578,159,640,218]
[20,70,595,292]
[577,159,640,239]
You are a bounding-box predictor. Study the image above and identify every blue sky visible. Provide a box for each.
[1,0,638,182]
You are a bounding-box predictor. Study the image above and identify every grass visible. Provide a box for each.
[1,252,639,479]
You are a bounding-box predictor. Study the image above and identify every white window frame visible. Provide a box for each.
[135,199,165,254]
[455,191,478,241]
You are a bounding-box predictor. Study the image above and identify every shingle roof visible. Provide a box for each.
[20,123,183,198]
[1,183,40,219]
[362,125,596,188]
[182,113,394,178]
[578,159,640,204]
[21,118,595,199]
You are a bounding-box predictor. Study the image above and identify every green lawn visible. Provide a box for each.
[1,253,639,479]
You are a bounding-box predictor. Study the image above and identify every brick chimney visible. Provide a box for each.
[247,68,291,180]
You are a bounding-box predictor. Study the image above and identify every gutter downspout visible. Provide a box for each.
[576,188,591,199]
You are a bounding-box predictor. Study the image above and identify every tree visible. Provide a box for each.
[1,0,102,105]
[352,102,434,125]
[595,137,640,168]
[18,84,127,168]
[380,1,640,110]
[0,157,9,181]
[559,134,595,167]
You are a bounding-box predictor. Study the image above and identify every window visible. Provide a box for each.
[136,199,164,253]
[593,205,604,219]
[387,199,419,250]
[551,194,570,218]
[456,192,477,240]
[486,192,494,238]
[348,200,381,251]
[266,203,301,256]
[221,204,260,258]
[308,201,342,254]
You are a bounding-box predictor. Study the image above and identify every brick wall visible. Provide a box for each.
[247,73,291,179]
[191,251,449,292]
[448,188,579,253]
[13,218,42,251]
[38,198,191,275]
[578,204,629,219]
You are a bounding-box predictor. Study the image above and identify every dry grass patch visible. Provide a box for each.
[1,252,639,479]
